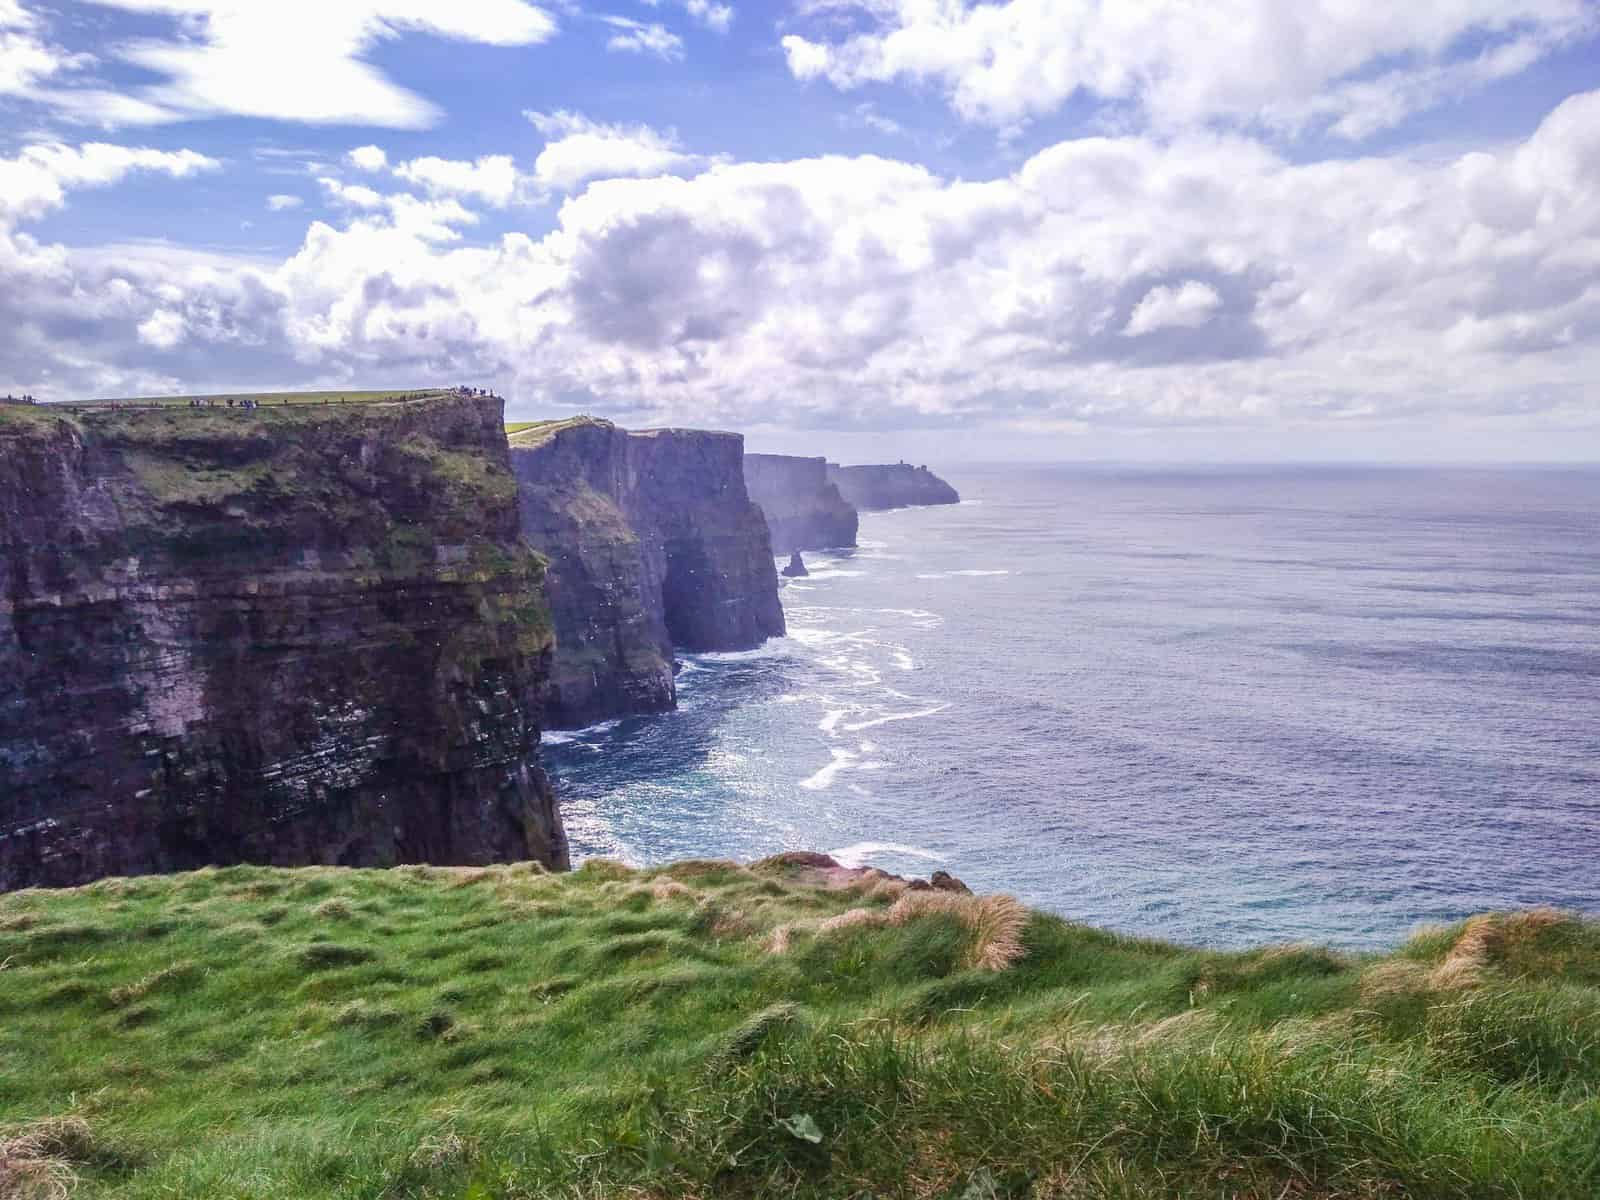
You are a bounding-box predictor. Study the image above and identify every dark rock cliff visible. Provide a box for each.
[0,395,567,891]
[511,419,784,729]
[827,462,960,511]
[744,453,859,554]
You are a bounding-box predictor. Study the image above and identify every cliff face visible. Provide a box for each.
[743,454,859,554]
[511,419,784,729]
[827,462,961,511]
[0,395,567,891]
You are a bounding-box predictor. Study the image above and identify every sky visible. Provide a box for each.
[1,1,1598,461]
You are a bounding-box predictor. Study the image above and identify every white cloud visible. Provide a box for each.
[316,176,479,242]
[780,1,1594,135]
[845,102,906,138]
[329,119,698,208]
[0,1,37,27]
[0,141,219,226]
[685,0,733,32]
[1123,281,1222,336]
[780,35,829,80]
[0,2,94,97]
[318,178,385,211]
[600,16,683,60]
[5,90,1600,446]
[36,0,558,128]
[642,0,734,33]
[347,145,388,172]
[136,308,186,348]
[267,194,304,211]
[394,154,520,206]
[525,109,702,191]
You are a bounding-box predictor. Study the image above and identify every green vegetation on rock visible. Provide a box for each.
[81,388,454,409]
[2,861,1597,1198]
[506,415,602,447]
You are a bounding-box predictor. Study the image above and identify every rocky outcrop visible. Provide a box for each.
[511,418,784,729]
[827,462,960,510]
[744,454,859,553]
[0,394,567,891]
[782,551,808,578]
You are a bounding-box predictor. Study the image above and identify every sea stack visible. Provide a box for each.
[783,550,809,577]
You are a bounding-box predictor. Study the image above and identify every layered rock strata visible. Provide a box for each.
[827,462,960,510]
[511,419,784,729]
[0,395,567,890]
[743,453,859,554]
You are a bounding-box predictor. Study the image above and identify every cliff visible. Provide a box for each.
[511,418,784,728]
[0,394,567,890]
[828,462,960,510]
[744,453,859,554]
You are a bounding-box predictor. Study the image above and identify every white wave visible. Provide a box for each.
[691,643,786,663]
[800,748,857,791]
[543,717,620,745]
[803,568,866,579]
[841,702,949,732]
[952,569,1010,576]
[891,650,915,670]
[818,709,847,734]
[788,627,845,646]
[816,655,881,685]
[915,569,1010,580]
[828,841,944,868]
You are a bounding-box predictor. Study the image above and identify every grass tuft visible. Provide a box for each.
[3,863,1598,1198]
[0,1118,88,1200]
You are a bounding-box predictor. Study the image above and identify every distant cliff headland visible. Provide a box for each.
[510,417,783,729]
[743,453,859,554]
[0,391,566,889]
[828,461,961,510]
[0,390,963,889]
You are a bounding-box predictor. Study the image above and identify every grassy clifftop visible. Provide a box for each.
[2,861,1596,1199]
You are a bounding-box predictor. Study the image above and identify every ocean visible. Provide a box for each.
[545,465,1600,949]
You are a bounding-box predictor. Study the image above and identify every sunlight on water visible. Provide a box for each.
[547,466,1600,948]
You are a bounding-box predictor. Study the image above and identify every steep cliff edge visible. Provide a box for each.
[511,418,784,729]
[0,395,567,890]
[743,453,859,553]
[828,462,960,510]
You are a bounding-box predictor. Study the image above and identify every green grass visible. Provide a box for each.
[506,415,605,446]
[74,389,454,409]
[1,863,1596,1199]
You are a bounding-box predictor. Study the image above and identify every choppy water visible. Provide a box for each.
[547,466,1600,949]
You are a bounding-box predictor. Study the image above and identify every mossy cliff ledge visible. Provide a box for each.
[511,418,784,728]
[0,395,567,890]
[743,453,859,555]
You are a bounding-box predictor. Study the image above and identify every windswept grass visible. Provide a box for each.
[79,388,452,408]
[1,861,1597,1198]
